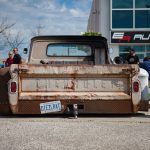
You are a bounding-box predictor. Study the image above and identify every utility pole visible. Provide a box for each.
[37,23,44,36]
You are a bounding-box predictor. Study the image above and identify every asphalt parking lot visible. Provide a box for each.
[0,110,150,150]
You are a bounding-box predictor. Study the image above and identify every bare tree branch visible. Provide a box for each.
[2,31,25,49]
[0,17,15,34]
[2,32,14,48]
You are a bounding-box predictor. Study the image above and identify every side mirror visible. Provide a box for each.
[113,56,123,64]
[23,48,28,54]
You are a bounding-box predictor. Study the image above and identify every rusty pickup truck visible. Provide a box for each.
[0,36,143,116]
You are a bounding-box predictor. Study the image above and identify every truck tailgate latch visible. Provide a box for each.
[13,65,29,73]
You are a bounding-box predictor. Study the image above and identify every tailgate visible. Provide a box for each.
[18,64,139,101]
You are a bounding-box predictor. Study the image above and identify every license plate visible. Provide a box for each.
[40,101,61,114]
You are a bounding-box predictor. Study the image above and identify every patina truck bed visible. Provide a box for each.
[7,64,140,114]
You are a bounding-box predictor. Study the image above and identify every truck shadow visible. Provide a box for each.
[0,112,150,119]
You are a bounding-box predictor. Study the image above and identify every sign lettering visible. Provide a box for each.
[111,31,150,43]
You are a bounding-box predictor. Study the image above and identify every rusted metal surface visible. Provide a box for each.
[0,67,12,114]
[17,100,132,114]
[3,63,139,114]
[18,64,139,75]
[19,92,131,100]
[18,65,137,96]
[10,104,18,114]
[11,64,139,114]
[8,65,19,114]
[21,77,129,92]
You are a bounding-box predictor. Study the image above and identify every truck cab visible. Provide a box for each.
[28,36,111,65]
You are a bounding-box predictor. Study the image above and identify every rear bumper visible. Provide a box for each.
[12,99,134,114]
[6,90,140,114]
[17,100,133,114]
[8,92,134,114]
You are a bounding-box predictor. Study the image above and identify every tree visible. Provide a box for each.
[0,17,15,34]
[2,30,25,49]
[0,17,25,49]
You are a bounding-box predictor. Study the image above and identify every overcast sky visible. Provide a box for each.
[0,0,92,58]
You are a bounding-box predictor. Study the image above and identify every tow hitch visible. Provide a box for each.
[73,104,78,119]
[66,104,78,119]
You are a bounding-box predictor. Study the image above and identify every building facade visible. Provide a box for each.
[87,0,150,61]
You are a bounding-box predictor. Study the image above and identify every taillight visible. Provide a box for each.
[133,81,139,92]
[10,82,17,93]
